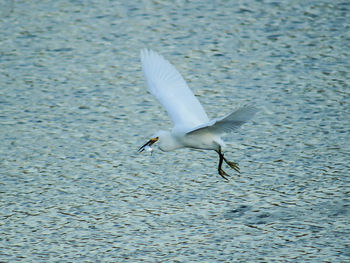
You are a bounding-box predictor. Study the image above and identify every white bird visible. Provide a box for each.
[138,49,257,179]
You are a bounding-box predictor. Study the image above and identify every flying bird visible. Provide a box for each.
[138,49,257,180]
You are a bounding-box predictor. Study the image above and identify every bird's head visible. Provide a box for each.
[138,130,178,153]
[137,136,159,153]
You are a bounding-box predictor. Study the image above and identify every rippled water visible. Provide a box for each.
[1,0,349,262]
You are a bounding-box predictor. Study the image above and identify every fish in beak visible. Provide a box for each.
[138,137,159,153]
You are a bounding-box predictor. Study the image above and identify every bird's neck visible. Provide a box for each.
[158,131,181,152]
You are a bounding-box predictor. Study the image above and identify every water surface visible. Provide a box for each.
[1,0,349,262]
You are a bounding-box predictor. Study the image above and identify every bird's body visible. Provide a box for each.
[138,49,257,179]
[154,129,223,152]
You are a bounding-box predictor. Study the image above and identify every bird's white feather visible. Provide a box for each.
[186,106,258,136]
[141,49,209,129]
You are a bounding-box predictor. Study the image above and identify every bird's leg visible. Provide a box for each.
[216,148,230,180]
[222,155,240,173]
[216,147,240,175]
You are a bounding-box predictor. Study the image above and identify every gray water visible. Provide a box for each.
[1,0,349,262]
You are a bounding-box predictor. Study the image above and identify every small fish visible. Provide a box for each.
[144,145,153,154]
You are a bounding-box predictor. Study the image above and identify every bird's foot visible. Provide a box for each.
[225,160,240,173]
[222,155,240,173]
[218,168,230,180]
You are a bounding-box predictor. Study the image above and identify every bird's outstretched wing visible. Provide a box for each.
[186,106,258,135]
[141,49,209,129]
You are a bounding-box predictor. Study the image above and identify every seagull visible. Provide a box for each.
[138,49,257,180]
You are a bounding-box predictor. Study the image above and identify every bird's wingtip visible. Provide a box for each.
[238,105,259,115]
[140,48,163,60]
[140,48,148,59]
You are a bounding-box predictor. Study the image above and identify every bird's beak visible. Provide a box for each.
[138,137,159,153]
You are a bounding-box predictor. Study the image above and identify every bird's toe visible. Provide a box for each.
[226,161,240,173]
[219,168,230,180]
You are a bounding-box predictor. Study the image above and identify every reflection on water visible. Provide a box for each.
[1,0,349,261]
